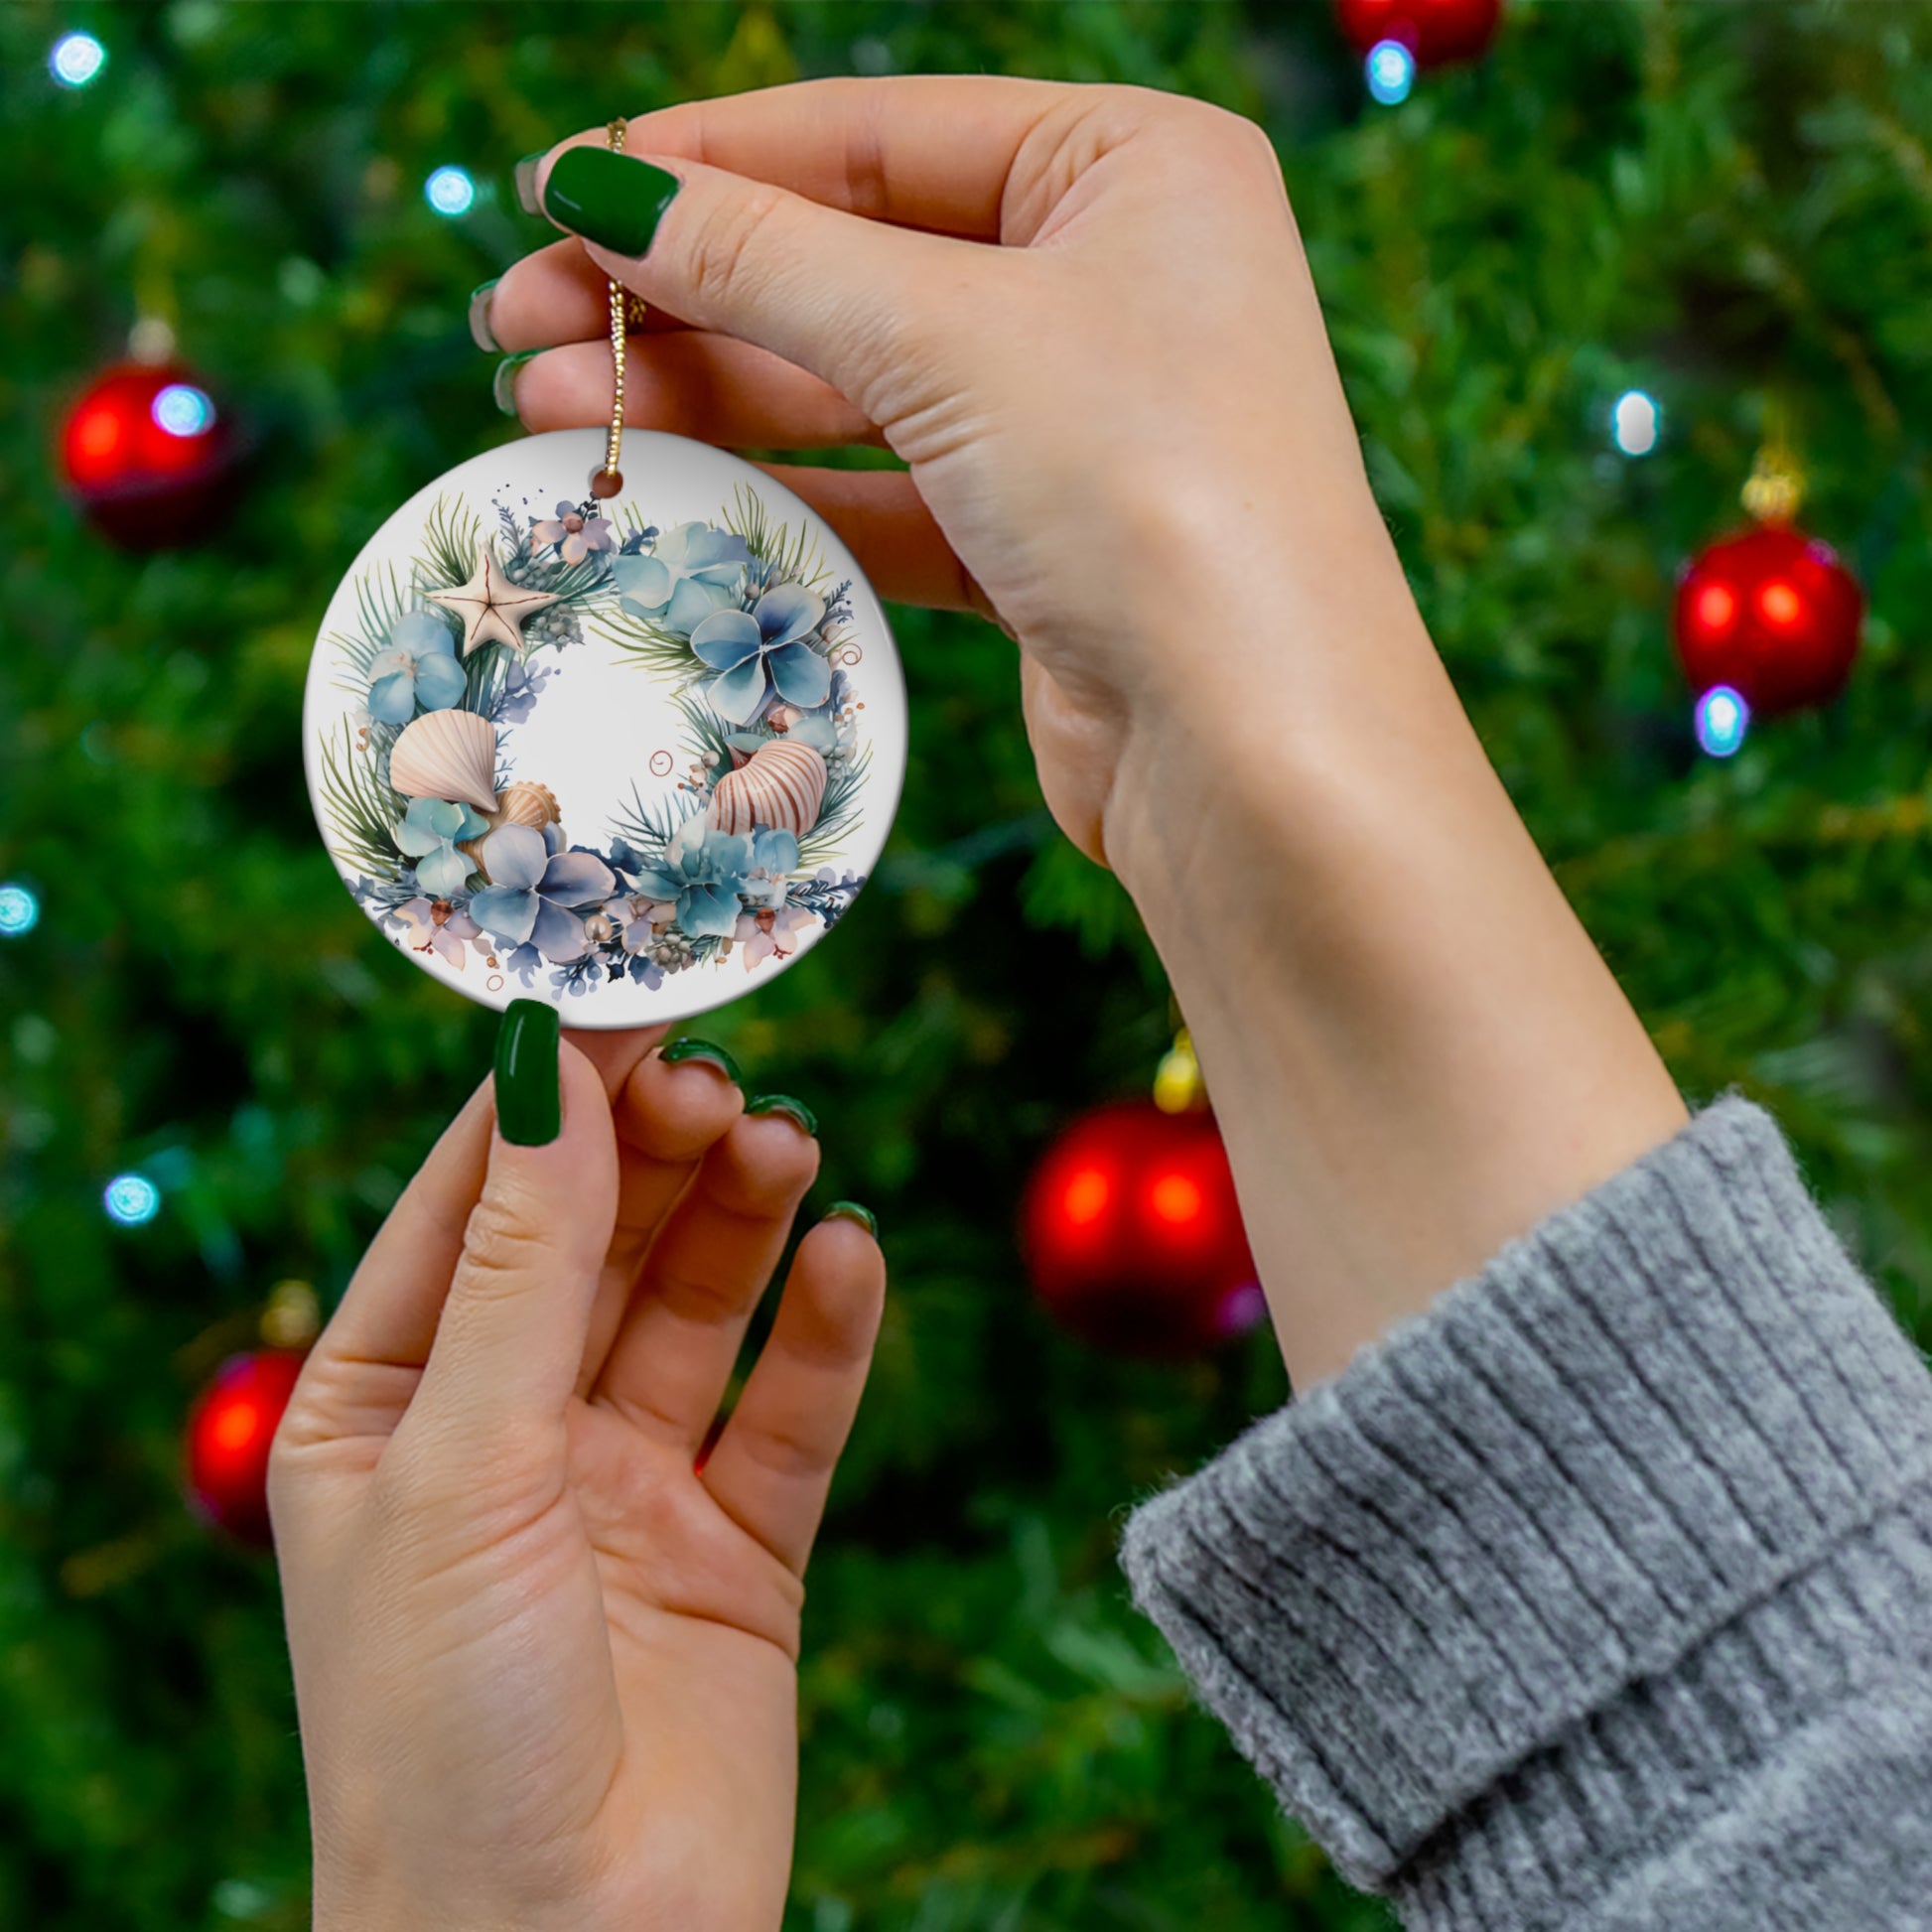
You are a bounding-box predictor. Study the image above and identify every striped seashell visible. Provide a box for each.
[387,708,499,815]
[707,740,827,838]
[460,781,563,882]
[490,781,560,833]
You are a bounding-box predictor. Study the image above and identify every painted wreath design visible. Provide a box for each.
[319,483,870,999]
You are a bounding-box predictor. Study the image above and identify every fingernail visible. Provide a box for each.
[824,1200,878,1238]
[540,146,682,257]
[746,1093,817,1138]
[660,1036,742,1085]
[495,999,561,1146]
[492,349,540,417]
[468,278,501,352]
[513,151,546,216]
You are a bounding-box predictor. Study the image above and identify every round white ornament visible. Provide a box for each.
[303,427,904,1027]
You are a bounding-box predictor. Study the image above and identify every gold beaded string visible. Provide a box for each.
[590,117,646,501]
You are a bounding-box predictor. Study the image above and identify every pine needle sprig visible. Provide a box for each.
[798,743,873,866]
[611,782,702,865]
[317,722,406,876]
[419,494,483,592]
[597,610,713,684]
[726,483,827,590]
[673,692,733,772]
[326,559,410,688]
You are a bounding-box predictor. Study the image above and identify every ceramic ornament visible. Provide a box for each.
[303,426,905,1027]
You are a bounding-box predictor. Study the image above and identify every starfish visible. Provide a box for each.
[428,542,562,657]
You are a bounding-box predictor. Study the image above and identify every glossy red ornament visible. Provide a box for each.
[59,361,238,548]
[1334,0,1502,67]
[184,1349,306,1546]
[1673,524,1863,717]
[1022,1100,1263,1358]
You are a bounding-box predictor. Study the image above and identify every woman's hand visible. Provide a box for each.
[484,75,1384,873]
[270,1019,884,1932]
[483,76,1685,1390]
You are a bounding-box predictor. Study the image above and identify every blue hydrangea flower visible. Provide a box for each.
[621,815,799,940]
[612,521,752,636]
[368,612,467,724]
[469,824,617,963]
[689,582,832,725]
[393,796,487,897]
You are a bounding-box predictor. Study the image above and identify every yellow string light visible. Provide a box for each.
[1154,1027,1205,1114]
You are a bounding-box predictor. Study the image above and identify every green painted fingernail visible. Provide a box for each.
[494,1000,561,1146]
[541,147,682,257]
[660,1036,742,1084]
[747,1093,817,1138]
[468,278,501,352]
[492,349,540,416]
[513,151,546,216]
[824,1200,877,1238]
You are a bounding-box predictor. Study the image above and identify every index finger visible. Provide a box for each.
[535,73,1079,242]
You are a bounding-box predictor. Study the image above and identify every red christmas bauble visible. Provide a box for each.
[1673,523,1863,718]
[184,1349,306,1545]
[60,361,239,549]
[1022,1100,1263,1358]
[1334,0,1502,66]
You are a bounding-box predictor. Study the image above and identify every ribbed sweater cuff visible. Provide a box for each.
[1120,1098,1932,1901]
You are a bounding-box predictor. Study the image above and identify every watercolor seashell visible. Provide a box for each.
[460,781,564,882]
[490,781,560,833]
[707,740,827,838]
[388,709,499,815]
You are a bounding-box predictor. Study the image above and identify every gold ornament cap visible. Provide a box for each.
[1741,399,1805,525]
[1154,1027,1206,1114]
[260,1279,322,1350]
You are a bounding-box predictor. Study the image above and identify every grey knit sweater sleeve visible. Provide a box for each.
[1120,1099,1932,1930]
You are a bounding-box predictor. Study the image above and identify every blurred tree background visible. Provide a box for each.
[4,2,1932,1928]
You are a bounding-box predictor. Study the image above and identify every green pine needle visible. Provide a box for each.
[316,721,407,877]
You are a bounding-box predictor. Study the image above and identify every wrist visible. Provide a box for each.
[1100,526,1447,922]
[1097,545,1686,1388]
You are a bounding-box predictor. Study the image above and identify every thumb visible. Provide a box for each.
[531,141,989,423]
[409,1003,619,1445]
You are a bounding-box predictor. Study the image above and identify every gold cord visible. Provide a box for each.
[592,117,639,498]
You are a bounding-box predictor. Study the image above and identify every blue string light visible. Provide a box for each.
[152,383,216,438]
[1365,40,1416,105]
[1611,389,1661,457]
[1695,685,1749,759]
[103,1173,162,1227]
[50,32,106,87]
[0,883,39,936]
[425,166,477,217]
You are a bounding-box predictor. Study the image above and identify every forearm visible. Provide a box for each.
[1105,501,1686,1388]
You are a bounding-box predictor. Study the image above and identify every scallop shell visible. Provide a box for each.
[459,781,565,883]
[388,709,499,815]
[491,780,560,832]
[707,740,827,838]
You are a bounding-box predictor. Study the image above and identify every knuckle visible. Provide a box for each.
[1224,110,1287,183]
[263,1435,303,1525]
[683,181,789,311]
[455,1192,550,1298]
[650,1256,759,1327]
[736,1414,826,1484]
[1117,89,1279,179]
[374,1416,553,1526]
